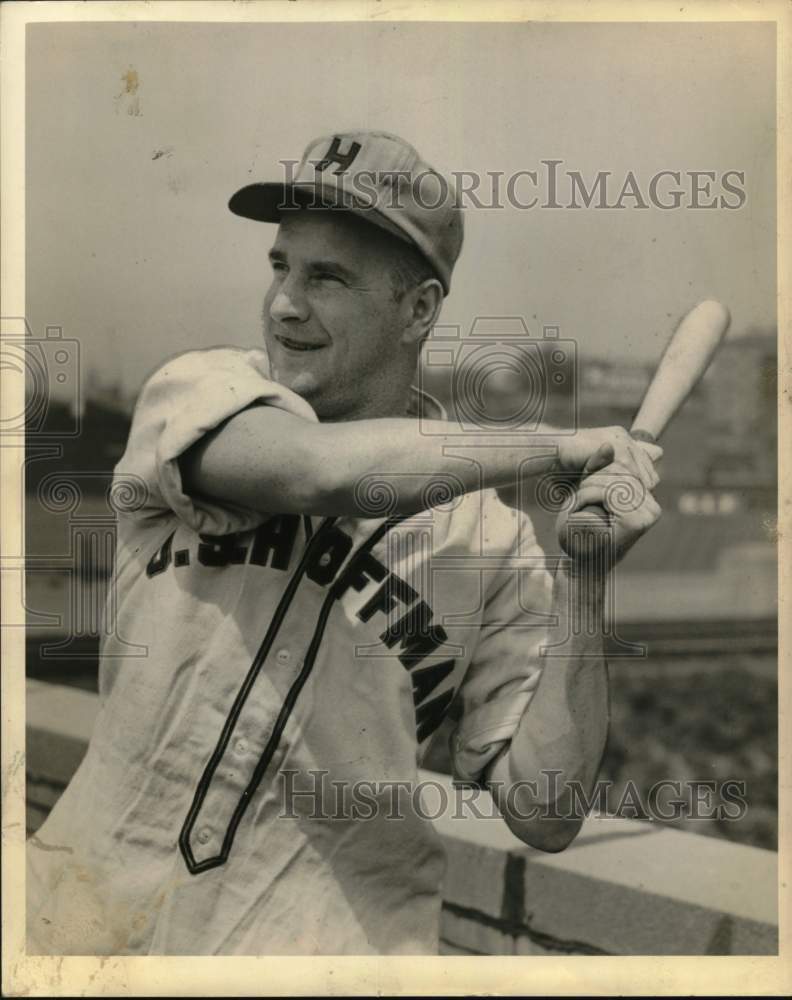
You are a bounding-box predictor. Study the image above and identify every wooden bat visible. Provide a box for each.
[560,299,731,556]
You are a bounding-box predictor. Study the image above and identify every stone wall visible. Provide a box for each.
[26,680,778,956]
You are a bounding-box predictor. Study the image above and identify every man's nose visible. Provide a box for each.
[269,275,310,324]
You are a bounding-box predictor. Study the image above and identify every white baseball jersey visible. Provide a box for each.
[27,346,553,955]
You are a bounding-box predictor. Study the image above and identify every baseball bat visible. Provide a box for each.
[559,299,731,556]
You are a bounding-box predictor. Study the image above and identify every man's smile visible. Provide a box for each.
[274,333,326,353]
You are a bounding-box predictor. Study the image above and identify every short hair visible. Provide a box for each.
[390,240,441,301]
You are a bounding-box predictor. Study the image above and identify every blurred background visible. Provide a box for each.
[22,20,777,850]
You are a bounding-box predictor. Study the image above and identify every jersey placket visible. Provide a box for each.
[179,517,337,873]
[178,514,407,873]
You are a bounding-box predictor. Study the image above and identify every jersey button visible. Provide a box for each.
[318,552,332,567]
[276,648,291,665]
[197,827,212,845]
[234,738,247,756]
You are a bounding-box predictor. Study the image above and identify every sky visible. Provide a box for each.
[25,19,776,397]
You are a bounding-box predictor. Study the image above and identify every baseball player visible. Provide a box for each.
[27,131,662,955]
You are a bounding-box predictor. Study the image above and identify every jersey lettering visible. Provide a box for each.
[358,573,418,622]
[249,514,300,570]
[146,531,175,577]
[146,518,457,758]
[198,532,248,567]
[332,549,388,601]
[379,600,449,668]
[415,688,456,743]
[305,525,354,586]
[411,658,454,705]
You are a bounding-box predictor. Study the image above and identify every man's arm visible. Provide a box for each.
[486,566,609,852]
[486,447,662,851]
[180,404,660,517]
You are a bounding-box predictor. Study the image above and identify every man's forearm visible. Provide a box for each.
[486,565,610,851]
[183,406,565,517]
[314,417,564,514]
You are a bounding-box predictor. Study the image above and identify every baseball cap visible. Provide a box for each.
[229,130,464,295]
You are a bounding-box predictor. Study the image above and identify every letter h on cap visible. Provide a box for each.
[314,136,362,175]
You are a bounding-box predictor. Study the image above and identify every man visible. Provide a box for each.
[27,130,661,955]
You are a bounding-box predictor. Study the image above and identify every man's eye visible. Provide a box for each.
[271,261,288,274]
[314,272,345,285]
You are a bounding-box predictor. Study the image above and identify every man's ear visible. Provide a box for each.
[400,279,444,346]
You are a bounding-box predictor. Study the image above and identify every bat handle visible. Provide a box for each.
[558,428,659,559]
[630,428,660,446]
[558,505,612,560]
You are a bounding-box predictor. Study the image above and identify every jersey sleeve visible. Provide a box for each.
[450,501,554,787]
[114,347,319,536]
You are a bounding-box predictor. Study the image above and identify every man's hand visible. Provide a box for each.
[556,426,661,491]
[555,441,662,567]
[497,426,661,513]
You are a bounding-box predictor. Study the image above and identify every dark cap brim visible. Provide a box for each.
[229,182,302,223]
[228,181,412,246]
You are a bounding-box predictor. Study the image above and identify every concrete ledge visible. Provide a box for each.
[426,770,777,955]
[25,680,778,956]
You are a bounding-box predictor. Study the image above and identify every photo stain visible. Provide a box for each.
[115,67,141,117]
[121,68,139,95]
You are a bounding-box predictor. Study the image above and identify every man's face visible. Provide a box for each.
[262,210,411,419]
